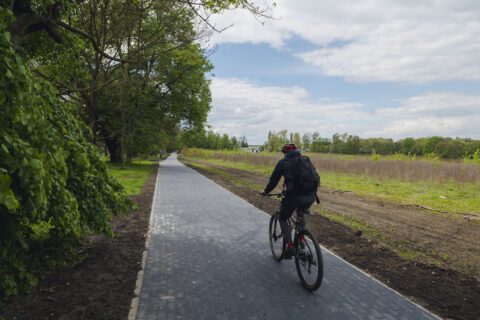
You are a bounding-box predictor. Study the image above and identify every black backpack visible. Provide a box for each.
[291,156,320,193]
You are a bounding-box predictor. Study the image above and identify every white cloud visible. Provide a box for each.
[209,78,480,144]
[368,92,480,137]
[208,0,480,83]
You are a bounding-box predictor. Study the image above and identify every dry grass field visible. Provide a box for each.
[185,148,480,185]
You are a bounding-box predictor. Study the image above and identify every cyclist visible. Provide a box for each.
[261,143,319,259]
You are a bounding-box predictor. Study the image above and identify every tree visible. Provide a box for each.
[424,136,444,155]
[181,128,239,150]
[30,0,213,163]
[230,136,239,149]
[434,139,465,159]
[265,130,289,152]
[239,136,248,148]
[7,0,269,57]
[331,133,344,153]
[310,137,331,153]
[221,133,231,149]
[293,132,302,148]
[401,138,415,154]
[302,133,311,151]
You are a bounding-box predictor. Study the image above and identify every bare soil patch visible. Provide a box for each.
[182,159,480,320]
[0,165,157,320]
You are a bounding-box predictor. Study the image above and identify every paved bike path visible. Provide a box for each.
[135,154,440,320]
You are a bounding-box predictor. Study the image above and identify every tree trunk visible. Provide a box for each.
[105,137,121,163]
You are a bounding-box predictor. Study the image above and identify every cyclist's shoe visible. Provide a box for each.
[284,242,297,259]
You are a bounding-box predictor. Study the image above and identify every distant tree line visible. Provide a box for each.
[265,130,480,159]
[181,127,248,150]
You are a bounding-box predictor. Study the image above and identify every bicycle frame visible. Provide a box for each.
[287,209,305,238]
[265,192,307,242]
[265,192,324,291]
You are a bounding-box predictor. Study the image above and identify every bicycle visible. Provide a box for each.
[263,192,323,291]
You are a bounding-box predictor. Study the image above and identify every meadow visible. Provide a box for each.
[181,148,480,215]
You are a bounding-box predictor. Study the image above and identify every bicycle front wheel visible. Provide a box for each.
[269,214,285,261]
[295,229,323,291]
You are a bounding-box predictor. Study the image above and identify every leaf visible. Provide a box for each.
[17,63,26,75]
[0,173,12,191]
[3,194,20,211]
[30,159,43,170]
[1,144,9,154]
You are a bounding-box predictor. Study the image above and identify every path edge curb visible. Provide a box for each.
[128,161,161,320]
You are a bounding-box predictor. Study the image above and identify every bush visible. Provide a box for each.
[0,11,129,302]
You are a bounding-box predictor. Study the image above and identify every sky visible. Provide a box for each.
[203,0,480,145]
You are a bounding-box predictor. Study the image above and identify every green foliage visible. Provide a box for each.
[464,149,480,164]
[0,11,129,302]
[181,127,241,150]
[31,0,213,164]
[269,130,480,160]
[424,152,440,162]
[423,136,443,155]
[265,130,289,152]
[371,151,381,161]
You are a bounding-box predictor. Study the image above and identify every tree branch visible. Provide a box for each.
[186,2,234,33]
[55,20,138,64]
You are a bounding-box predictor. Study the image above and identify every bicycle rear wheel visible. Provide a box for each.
[295,229,323,291]
[269,214,285,261]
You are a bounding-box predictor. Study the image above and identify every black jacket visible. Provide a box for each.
[264,150,313,196]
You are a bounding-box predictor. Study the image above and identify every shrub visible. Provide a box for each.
[0,11,129,302]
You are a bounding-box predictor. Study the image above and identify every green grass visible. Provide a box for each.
[182,155,480,215]
[320,172,480,215]
[107,160,158,195]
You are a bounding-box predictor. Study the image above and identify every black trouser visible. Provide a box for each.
[279,194,316,244]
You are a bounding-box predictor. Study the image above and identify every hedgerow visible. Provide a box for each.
[0,9,129,302]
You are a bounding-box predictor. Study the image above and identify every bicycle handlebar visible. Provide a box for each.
[258,192,283,198]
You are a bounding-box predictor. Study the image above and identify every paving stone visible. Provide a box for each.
[136,154,441,320]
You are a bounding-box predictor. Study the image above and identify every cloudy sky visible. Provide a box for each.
[204,0,480,145]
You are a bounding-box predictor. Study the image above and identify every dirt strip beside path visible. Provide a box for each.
[181,158,480,320]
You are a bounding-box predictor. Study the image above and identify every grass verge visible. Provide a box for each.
[107,160,158,196]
